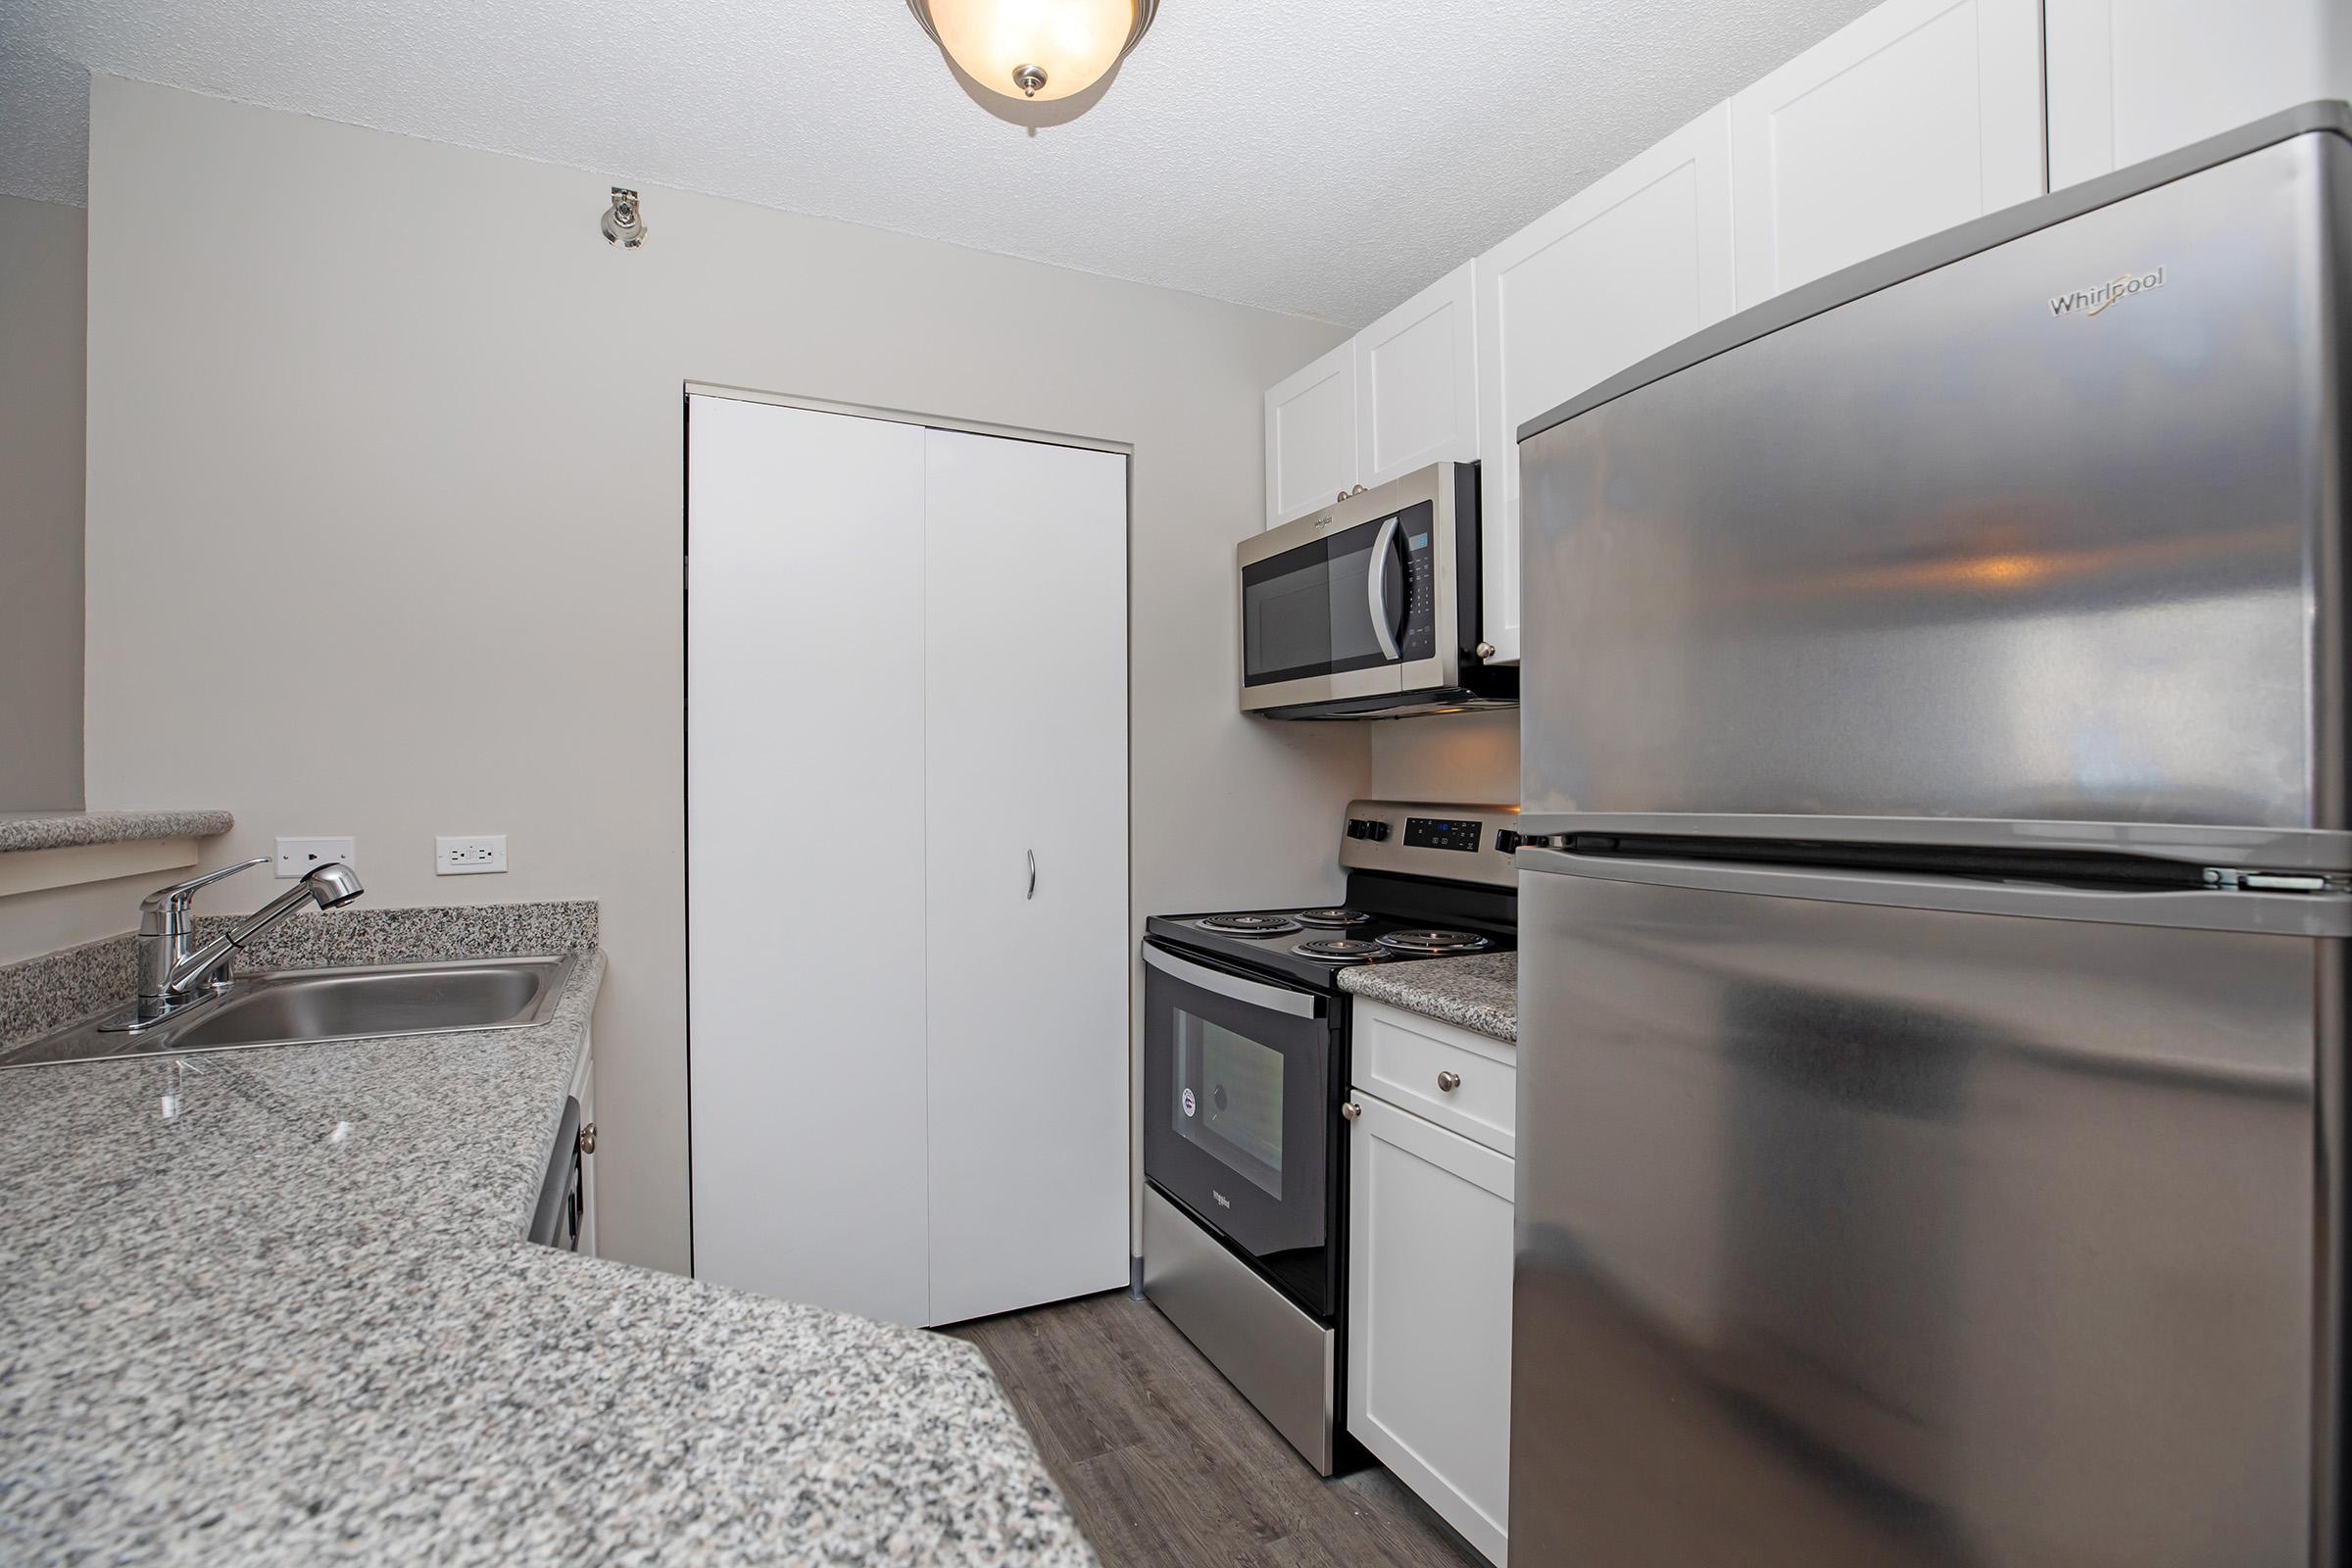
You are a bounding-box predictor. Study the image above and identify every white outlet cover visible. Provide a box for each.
[276,837,356,878]
[436,834,508,875]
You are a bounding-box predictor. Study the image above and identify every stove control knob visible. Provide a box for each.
[1495,830,1523,855]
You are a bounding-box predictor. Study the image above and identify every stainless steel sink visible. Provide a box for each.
[0,955,577,1069]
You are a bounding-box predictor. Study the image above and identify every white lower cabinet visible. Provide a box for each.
[1348,1086,1515,1564]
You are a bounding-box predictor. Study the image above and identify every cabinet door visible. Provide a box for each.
[1264,339,1358,528]
[1355,261,1479,489]
[923,427,1131,1326]
[687,395,932,1327]
[2045,0,2352,189]
[1348,1092,1515,1565]
[1475,103,1736,665]
[1731,0,2045,308]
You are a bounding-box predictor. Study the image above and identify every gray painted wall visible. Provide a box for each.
[82,75,1362,1276]
[0,193,87,812]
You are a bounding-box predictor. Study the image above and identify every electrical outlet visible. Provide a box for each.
[276,837,356,878]
[436,835,508,875]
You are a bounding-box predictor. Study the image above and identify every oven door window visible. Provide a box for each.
[1176,1014,1288,1199]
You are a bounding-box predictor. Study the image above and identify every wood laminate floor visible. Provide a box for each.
[950,1291,1487,1568]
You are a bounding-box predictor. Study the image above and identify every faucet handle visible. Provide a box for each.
[140,858,271,930]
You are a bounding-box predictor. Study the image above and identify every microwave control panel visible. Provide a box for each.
[1396,503,1437,661]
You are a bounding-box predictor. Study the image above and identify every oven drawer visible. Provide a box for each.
[1352,998,1516,1156]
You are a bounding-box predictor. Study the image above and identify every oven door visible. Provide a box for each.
[1238,493,1443,713]
[1142,942,1339,1317]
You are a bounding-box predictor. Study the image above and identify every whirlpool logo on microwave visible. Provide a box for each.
[2049,266,2167,318]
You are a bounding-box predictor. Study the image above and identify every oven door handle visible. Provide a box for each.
[1144,945,1325,1019]
[1365,514,1401,662]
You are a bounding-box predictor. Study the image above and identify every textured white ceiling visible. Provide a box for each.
[0,0,1877,325]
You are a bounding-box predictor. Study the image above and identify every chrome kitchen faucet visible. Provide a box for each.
[123,858,365,1029]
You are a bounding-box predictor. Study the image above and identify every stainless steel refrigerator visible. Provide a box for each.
[1509,103,2352,1568]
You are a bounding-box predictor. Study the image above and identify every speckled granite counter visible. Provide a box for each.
[1341,951,1517,1044]
[0,908,1093,1566]
[0,808,234,853]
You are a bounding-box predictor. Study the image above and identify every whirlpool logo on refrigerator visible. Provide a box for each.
[2049,266,2167,318]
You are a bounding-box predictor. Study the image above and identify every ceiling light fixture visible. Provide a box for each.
[906,0,1159,103]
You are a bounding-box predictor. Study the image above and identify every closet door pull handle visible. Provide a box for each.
[1027,851,1038,901]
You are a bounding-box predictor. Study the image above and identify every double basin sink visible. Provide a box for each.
[1,955,576,1070]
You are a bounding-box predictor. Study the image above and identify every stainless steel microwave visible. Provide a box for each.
[1237,462,1517,718]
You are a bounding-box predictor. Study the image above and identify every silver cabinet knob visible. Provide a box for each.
[1436,1071,1461,1094]
[577,1122,598,1154]
[1340,1101,1362,1122]
[1475,642,1497,660]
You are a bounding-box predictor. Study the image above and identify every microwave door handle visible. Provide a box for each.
[1366,514,1401,661]
[1387,523,1412,647]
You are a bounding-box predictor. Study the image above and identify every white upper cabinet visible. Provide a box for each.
[2045,0,2352,189]
[1475,104,1737,665]
[1263,339,1359,528]
[1730,0,2046,308]
[1355,261,1480,490]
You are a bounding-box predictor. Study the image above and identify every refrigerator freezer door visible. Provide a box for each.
[1517,127,2348,844]
[1511,861,2334,1567]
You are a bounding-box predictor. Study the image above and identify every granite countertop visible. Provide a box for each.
[0,907,1093,1566]
[1340,951,1517,1044]
[0,808,235,853]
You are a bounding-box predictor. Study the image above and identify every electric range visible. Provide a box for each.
[1138,798,1518,1475]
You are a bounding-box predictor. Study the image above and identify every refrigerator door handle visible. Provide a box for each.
[1517,846,2352,939]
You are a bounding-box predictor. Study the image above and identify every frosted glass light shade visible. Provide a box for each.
[909,0,1155,102]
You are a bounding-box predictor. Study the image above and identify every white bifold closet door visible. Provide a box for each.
[688,397,933,1325]
[686,394,1128,1329]
[922,427,1129,1324]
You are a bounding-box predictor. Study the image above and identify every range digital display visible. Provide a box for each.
[1404,816,1482,853]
